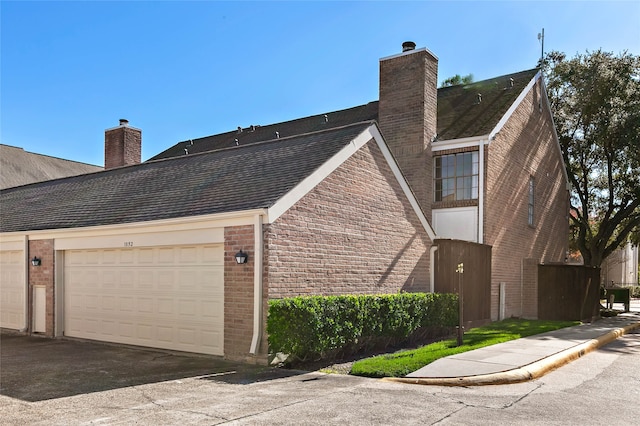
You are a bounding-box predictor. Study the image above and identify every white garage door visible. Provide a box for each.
[64,244,224,355]
[0,250,26,330]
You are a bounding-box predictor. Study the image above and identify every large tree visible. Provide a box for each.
[544,50,640,267]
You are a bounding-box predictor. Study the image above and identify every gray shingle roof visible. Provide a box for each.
[150,69,538,161]
[0,144,103,189]
[0,122,373,233]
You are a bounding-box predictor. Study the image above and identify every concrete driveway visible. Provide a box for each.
[0,331,300,402]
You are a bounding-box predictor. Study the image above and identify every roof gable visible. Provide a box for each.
[0,123,374,233]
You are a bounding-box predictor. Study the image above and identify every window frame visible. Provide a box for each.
[528,176,535,227]
[434,151,479,203]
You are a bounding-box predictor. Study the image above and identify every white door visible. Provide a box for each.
[64,244,224,355]
[0,250,26,330]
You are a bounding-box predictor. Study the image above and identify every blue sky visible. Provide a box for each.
[2,1,639,166]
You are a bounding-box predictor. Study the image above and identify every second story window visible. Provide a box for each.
[528,176,535,226]
[434,151,479,202]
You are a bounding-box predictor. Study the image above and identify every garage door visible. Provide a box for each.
[0,250,26,330]
[64,244,224,355]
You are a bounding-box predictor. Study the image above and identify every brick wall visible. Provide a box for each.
[379,47,437,220]
[28,239,55,336]
[223,225,267,364]
[104,120,141,169]
[265,139,432,298]
[484,79,569,319]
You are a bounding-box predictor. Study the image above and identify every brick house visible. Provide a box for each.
[0,42,568,362]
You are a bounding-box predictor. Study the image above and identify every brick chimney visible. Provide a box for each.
[104,119,141,169]
[378,42,438,220]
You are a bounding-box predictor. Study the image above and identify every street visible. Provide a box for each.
[1,329,637,425]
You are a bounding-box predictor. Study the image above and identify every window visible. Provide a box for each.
[528,176,535,226]
[434,152,479,202]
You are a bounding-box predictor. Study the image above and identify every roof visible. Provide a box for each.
[149,69,538,161]
[0,144,103,190]
[0,122,373,233]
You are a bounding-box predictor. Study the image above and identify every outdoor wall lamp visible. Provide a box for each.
[31,257,41,267]
[235,250,248,264]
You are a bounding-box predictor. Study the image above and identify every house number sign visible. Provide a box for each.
[124,241,134,247]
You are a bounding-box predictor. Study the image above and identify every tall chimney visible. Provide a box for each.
[104,119,141,169]
[378,42,438,220]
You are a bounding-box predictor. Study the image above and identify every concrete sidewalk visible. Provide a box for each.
[385,308,640,387]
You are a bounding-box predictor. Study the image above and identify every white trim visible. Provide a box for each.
[0,209,267,241]
[432,135,488,152]
[433,206,479,243]
[488,71,541,140]
[379,46,438,62]
[369,125,437,241]
[54,250,64,337]
[268,123,436,240]
[267,126,373,223]
[250,213,264,355]
[429,246,438,293]
[540,77,571,187]
[54,228,224,251]
[0,239,25,251]
[478,139,485,244]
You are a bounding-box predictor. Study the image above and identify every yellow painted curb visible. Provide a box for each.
[382,321,640,387]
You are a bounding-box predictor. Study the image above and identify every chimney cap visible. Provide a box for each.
[119,119,129,126]
[402,41,416,52]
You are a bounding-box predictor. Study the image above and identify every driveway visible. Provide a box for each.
[0,331,300,402]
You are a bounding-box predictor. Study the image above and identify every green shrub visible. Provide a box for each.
[267,293,458,362]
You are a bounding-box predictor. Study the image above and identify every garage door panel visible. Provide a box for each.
[1,250,26,330]
[64,245,224,355]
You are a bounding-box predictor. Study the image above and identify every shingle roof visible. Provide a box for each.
[436,69,539,140]
[150,69,538,161]
[0,122,373,233]
[0,144,103,189]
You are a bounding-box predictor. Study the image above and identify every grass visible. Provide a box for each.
[350,319,580,378]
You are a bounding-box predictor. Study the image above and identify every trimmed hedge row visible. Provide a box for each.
[267,292,458,361]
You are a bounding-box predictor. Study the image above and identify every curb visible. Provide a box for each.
[382,321,640,387]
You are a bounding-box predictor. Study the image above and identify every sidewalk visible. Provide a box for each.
[384,302,640,387]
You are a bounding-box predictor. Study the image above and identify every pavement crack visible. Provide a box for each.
[500,383,543,409]
[217,398,315,424]
[430,406,466,425]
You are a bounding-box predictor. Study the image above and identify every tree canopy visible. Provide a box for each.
[544,50,640,267]
[440,73,474,87]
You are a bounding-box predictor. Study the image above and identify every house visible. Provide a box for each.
[0,42,569,363]
[0,144,102,189]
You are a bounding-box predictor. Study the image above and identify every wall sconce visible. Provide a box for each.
[235,250,248,264]
[31,257,42,267]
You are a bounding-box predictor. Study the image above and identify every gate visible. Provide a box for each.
[433,239,492,327]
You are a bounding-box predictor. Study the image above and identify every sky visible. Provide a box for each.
[2,1,639,166]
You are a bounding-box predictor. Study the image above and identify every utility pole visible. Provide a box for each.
[538,28,545,65]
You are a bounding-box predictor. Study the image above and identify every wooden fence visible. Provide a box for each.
[537,265,601,321]
[433,239,492,327]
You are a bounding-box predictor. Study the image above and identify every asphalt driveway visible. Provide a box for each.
[0,331,299,402]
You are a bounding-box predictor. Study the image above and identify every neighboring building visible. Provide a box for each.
[0,42,569,362]
[602,242,639,286]
[0,144,102,189]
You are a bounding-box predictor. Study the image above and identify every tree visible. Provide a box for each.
[440,73,474,87]
[544,50,640,267]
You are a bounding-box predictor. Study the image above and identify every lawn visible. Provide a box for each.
[350,319,580,378]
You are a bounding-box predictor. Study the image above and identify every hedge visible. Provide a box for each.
[267,292,458,361]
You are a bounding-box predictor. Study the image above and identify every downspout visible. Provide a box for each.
[478,139,486,244]
[429,246,438,293]
[249,213,264,355]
